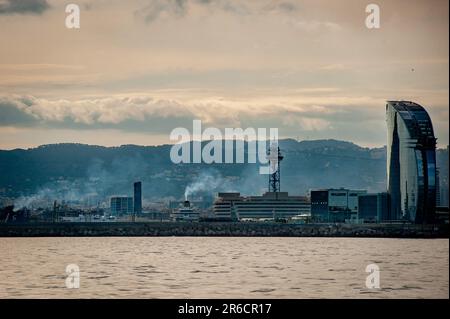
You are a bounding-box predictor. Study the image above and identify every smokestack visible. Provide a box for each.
[183,200,190,208]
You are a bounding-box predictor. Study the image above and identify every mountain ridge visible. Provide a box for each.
[0,139,447,206]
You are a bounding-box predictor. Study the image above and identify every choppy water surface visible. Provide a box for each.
[0,237,448,298]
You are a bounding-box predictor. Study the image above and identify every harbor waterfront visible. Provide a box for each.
[0,237,447,298]
[0,222,448,238]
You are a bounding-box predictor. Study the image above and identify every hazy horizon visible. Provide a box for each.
[1,136,449,152]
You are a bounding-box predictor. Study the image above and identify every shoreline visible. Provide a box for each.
[0,222,448,238]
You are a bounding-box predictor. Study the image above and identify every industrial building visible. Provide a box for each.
[310,188,367,222]
[213,192,310,221]
[110,196,133,215]
[386,101,437,223]
[357,192,389,223]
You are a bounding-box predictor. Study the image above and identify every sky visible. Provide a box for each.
[0,0,448,149]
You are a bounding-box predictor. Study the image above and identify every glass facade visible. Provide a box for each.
[310,190,329,222]
[311,189,366,223]
[386,101,437,223]
[110,196,133,215]
[358,194,378,222]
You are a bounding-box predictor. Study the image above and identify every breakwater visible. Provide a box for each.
[0,222,448,238]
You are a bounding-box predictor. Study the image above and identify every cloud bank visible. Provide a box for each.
[0,93,391,147]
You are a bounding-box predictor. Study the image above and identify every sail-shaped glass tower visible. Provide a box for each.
[386,101,437,224]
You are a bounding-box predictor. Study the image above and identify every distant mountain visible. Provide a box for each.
[0,139,448,207]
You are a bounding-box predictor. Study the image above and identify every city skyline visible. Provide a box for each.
[0,0,448,149]
[0,0,448,303]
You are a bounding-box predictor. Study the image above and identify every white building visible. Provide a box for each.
[213,192,310,221]
[171,200,199,221]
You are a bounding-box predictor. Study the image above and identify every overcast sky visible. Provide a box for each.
[0,0,448,149]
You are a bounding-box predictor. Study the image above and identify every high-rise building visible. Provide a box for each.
[386,101,437,223]
[133,181,142,214]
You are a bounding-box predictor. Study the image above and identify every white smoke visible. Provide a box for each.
[12,155,149,211]
[184,170,225,201]
[13,183,99,211]
[14,187,54,211]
